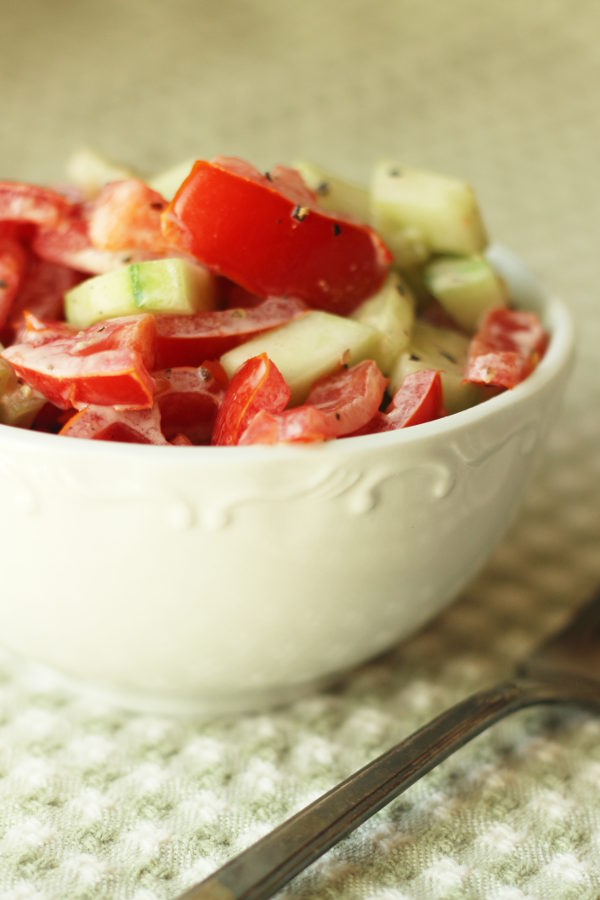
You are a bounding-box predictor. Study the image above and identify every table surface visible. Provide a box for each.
[1,2,599,897]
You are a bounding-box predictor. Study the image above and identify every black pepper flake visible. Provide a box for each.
[409,353,421,361]
[123,256,133,263]
[0,279,7,289]
[150,201,164,210]
[316,181,330,196]
[335,412,341,421]
[97,326,106,332]
[264,171,273,182]
[292,205,309,222]
[440,350,457,364]
[333,223,342,237]
[388,168,402,177]
[395,282,406,296]
[165,367,172,375]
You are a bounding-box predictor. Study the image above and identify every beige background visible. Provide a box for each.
[1,2,599,898]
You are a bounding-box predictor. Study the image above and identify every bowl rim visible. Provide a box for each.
[0,245,575,462]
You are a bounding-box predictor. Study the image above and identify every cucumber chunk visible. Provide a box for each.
[65,148,137,198]
[351,272,415,375]
[220,311,379,405]
[389,320,482,414]
[292,161,372,223]
[371,161,488,257]
[149,159,196,201]
[64,258,217,329]
[423,254,507,333]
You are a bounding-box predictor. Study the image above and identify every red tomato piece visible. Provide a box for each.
[219,277,265,309]
[0,182,71,226]
[154,296,306,368]
[306,360,388,437]
[0,239,27,328]
[33,206,152,275]
[465,308,549,389]
[211,353,290,446]
[153,365,226,444]
[8,256,81,331]
[59,404,168,444]
[87,180,172,254]
[1,315,157,410]
[238,406,333,445]
[382,370,445,429]
[162,157,392,314]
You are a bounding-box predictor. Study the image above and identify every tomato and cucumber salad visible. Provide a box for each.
[0,153,549,445]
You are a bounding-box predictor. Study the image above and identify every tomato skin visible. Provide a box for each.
[88,180,172,254]
[465,308,548,389]
[153,365,226,444]
[306,360,388,437]
[0,182,71,226]
[238,406,333,445]
[7,256,81,333]
[1,315,157,410]
[0,239,27,328]
[162,158,392,314]
[59,404,168,444]
[211,353,290,446]
[154,296,306,368]
[364,370,445,433]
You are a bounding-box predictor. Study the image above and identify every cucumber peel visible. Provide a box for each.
[65,258,217,329]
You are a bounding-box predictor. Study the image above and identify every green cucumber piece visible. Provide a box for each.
[423,254,507,333]
[64,258,217,329]
[292,161,371,223]
[389,320,482,414]
[149,159,195,200]
[351,272,415,375]
[220,311,379,405]
[65,148,136,198]
[371,161,488,257]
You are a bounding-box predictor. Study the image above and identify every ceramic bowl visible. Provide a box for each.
[0,246,574,715]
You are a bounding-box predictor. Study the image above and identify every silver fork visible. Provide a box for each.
[179,588,600,900]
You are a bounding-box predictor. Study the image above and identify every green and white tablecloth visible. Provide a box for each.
[1,2,599,897]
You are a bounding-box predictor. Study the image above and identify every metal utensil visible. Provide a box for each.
[179,589,600,900]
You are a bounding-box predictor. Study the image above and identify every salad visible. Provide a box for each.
[0,152,549,446]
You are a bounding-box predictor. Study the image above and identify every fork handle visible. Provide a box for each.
[179,675,599,900]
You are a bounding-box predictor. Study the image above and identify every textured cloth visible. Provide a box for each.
[1,1,600,898]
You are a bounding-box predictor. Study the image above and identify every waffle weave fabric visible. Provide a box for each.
[0,1,599,898]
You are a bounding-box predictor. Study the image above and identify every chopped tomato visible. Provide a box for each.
[219,278,264,309]
[0,239,27,328]
[162,157,392,314]
[306,360,388,437]
[465,308,548,389]
[153,365,226,444]
[238,406,333,445]
[1,314,157,409]
[154,296,306,368]
[0,182,71,226]
[87,180,172,255]
[60,404,167,444]
[211,353,290,446]
[380,370,445,430]
[33,206,151,275]
[8,256,81,331]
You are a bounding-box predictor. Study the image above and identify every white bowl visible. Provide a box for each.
[0,247,574,715]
